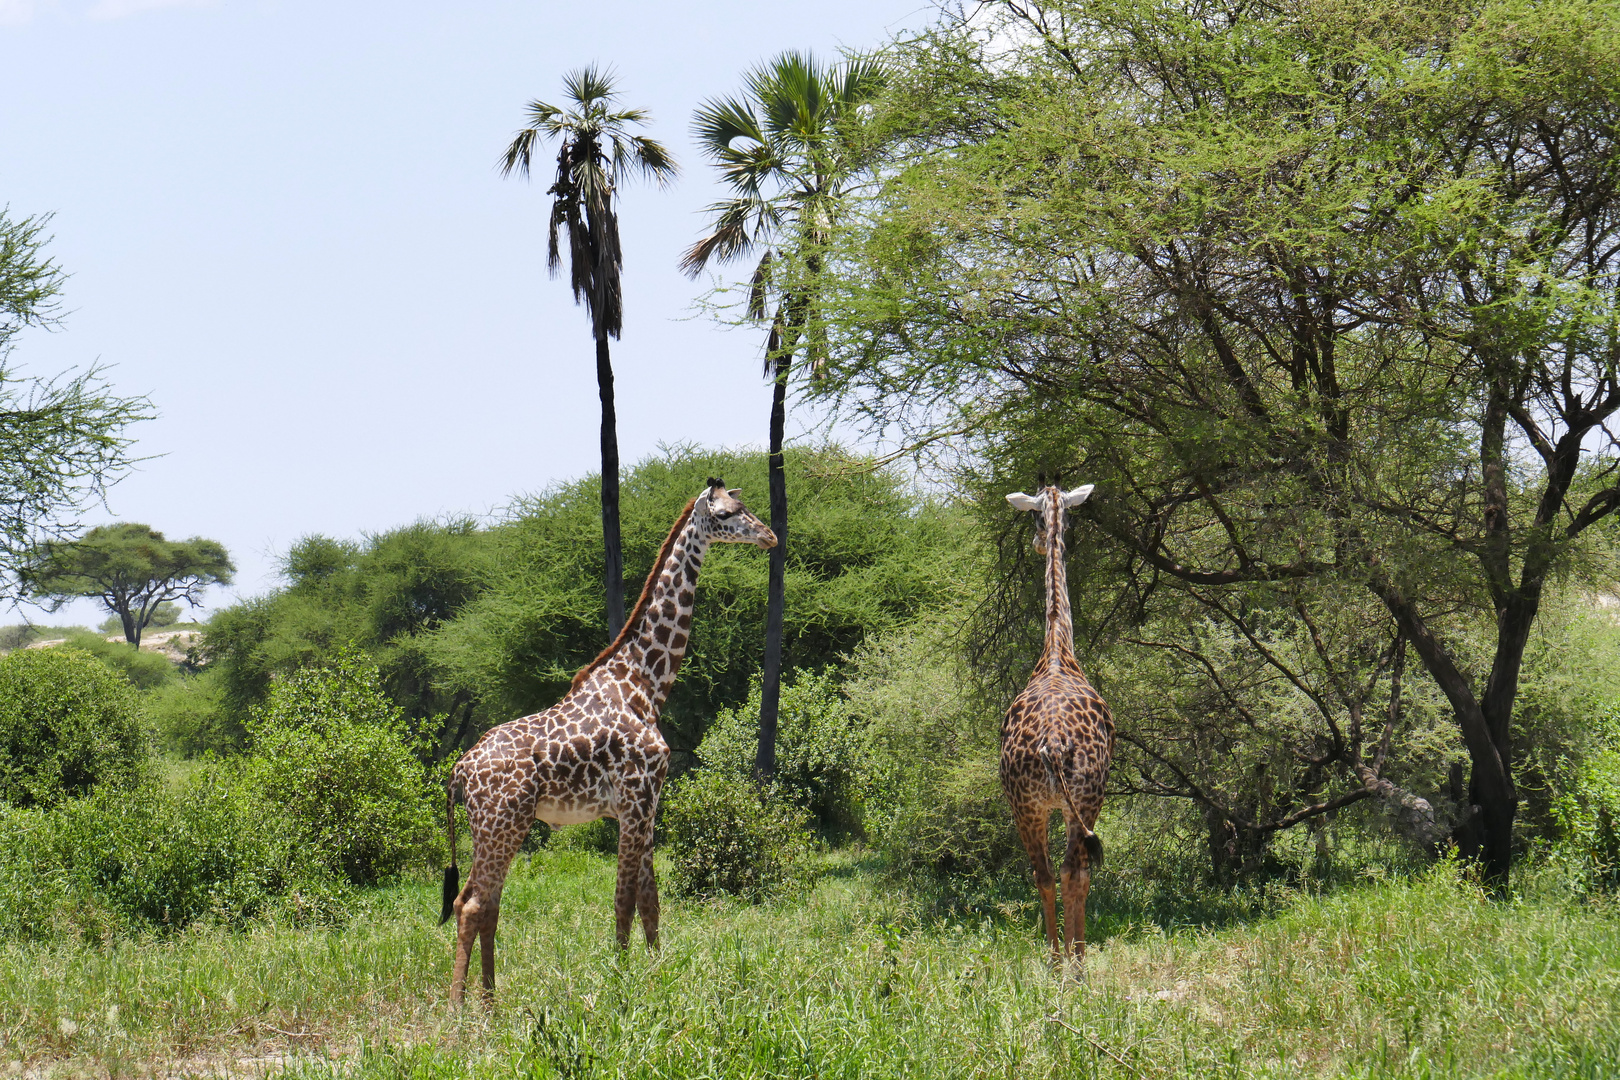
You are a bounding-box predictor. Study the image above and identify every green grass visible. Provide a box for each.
[1,851,1616,1079]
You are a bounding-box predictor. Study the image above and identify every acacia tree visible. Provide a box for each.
[1,208,150,597]
[24,524,233,646]
[501,67,677,640]
[813,0,1620,886]
[682,51,885,779]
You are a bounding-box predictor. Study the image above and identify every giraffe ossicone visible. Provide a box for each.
[1000,481,1114,967]
[439,478,776,1006]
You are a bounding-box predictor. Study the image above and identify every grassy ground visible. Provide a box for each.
[2,850,1617,1079]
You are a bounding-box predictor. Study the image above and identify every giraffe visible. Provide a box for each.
[1001,480,1114,966]
[439,478,776,1006]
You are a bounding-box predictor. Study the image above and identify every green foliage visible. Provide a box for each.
[144,668,232,758]
[0,646,146,808]
[429,445,969,751]
[21,523,231,645]
[0,623,79,652]
[845,612,1022,878]
[813,0,1620,882]
[698,670,865,838]
[1550,707,1620,889]
[244,651,439,886]
[661,767,815,902]
[0,770,346,941]
[203,519,490,755]
[56,630,177,690]
[0,207,152,598]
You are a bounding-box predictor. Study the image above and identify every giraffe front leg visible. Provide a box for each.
[613,822,648,949]
[636,846,660,948]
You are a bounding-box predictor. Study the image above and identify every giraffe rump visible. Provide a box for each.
[570,497,699,691]
[1040,741,1105,869]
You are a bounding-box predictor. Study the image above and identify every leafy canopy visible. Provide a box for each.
[0,209,151,595]
[23,523,233,646]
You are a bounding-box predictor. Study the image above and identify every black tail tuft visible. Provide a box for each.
[1084,831,1104,870]
[439,865,459,926]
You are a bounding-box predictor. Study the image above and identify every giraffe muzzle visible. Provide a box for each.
[756,529,778,550]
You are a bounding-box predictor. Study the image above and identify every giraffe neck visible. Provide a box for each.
[620,516,709,712]
[1039,497,1076,674]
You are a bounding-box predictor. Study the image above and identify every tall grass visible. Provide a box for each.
[2,849,1616,1078]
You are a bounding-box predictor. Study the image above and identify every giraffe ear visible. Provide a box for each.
[1005,492,1046,512]
[726,488,742,499]
[1061,484,1095,508]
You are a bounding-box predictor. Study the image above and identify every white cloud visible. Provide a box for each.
[0,0,37,26]
[87,0,212,20]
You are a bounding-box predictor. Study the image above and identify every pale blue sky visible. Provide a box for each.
[0,0,929,625]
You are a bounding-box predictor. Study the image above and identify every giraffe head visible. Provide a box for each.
[695,477,777,549]
[1006,482,1094,554]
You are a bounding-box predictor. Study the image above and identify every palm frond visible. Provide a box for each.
[748,251,773,320]
[500,126,540,178]
[563,64,618,108]
[679,197,762,277]
[692,95,768,157]
[616,134,678,187]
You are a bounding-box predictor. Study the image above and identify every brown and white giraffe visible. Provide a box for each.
[1001,480,1114,965]
[439,478,776,1005]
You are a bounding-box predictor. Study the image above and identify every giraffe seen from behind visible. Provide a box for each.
[1001,480,1114,966]
[440,478,776,1006]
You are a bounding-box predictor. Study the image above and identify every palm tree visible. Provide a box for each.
[682,51,885,779]
[502,66,677,640]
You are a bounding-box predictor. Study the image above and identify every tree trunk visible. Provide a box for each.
[119,605,140,647]
[596,333,625,640]
[755,359,790,782]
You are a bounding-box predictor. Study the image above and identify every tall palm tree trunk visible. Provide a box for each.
[755,358,790,781]
[596,332,625,639]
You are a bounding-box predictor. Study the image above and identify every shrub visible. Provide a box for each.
[147,668,234,757]
[0,646,148,808]
[60,630,177,689]
[0,770,348,940]
[661,767,815,902]
[245,650,439,885]
[1551,705,1620,889]
[697,670,866,838]
[845,614,1023,878]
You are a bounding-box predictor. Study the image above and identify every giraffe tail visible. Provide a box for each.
[439,774,460,926]
[1040,742,1105,870]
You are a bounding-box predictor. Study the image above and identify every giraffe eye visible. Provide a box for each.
[714,509,734,520]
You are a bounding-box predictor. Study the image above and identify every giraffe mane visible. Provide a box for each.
[570,497,699,691]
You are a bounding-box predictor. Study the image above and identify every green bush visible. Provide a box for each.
[146,668,234,757]
[245,650,439,885]
[0,770,347,940]
[1551,705,1620,889]
[698,670,866,838]
[0,646,148,808]
[59,630,177,689]
[661,767,815,902]
[844,614,1023,879]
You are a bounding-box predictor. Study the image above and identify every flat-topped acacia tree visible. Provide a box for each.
[22,523,233,646]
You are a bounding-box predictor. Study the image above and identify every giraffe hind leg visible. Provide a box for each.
[478,900,501,1004]
[1060,816,1092,964]
[1014,808,1060,962]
